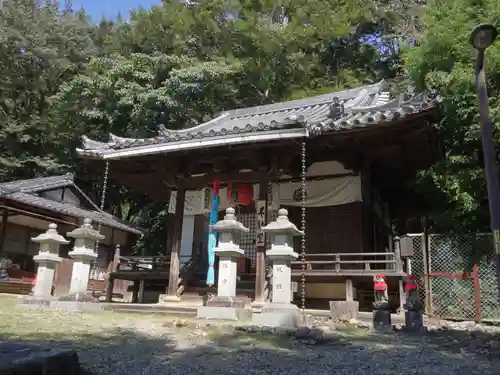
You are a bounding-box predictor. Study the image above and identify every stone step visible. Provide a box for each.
[104,303,198,316]
[112,307,197,316]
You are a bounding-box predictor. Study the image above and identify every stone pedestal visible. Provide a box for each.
[197,208,251,321]
[329,301,359,321]
[62,219,104,304]
[372,274,392,332]
[251,208,304,328]
[403,275,424,332]
[20,224,69,308]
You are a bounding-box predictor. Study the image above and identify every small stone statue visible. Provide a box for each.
[373,274,389,307]
[372,274,392,332]
[403,274,424,332]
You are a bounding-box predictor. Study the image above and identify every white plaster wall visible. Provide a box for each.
[41,188,81,206]
[180,215,195,267]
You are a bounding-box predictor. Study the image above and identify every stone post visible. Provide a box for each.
[63,218,104,302]
[373,274,392,332]
[403,274,424,332]
[197,207,251,321]
[252,208,304,328]
[31,224,69,298]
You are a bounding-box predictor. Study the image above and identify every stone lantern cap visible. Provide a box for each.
[67,218,105,240]
[261,208,304,236]
[210,208,249,233]
[32,223,70,244]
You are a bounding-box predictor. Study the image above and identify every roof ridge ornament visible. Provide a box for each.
[81,135,111,150]
[328,97,345,120]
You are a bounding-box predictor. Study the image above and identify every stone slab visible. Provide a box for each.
[58,293,97,303]
[329,301,359,321]
[298,314,313,328]
[197,306,252,321]
[0,342,82,375]
[49,300,104,313]
[252,303,300,328]
[18,296,55,309]
[206,296,249,308]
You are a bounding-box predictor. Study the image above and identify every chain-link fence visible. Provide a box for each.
[406,232,500,322]
[404,234,427,310]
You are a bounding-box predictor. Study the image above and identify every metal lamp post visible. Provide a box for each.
[469,24,500,297]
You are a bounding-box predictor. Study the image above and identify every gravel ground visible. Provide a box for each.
[2,295,500,374]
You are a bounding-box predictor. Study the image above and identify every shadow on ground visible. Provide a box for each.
[2,322,500,375]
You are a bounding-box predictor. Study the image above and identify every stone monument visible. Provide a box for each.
[197,207,251,321]
[21,224,69,307]
[53,218,104,309]
[403,274,424,332]
[252,208,304,328]
[372,274,392,332]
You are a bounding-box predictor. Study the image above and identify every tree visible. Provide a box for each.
[403,0,500,235]
[0,0,96,180]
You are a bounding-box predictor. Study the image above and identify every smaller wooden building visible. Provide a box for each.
[0,173,141,295]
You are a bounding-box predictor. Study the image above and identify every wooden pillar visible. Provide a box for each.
[131,280,139,303]
[138,279,145,303]
[252,181,268,307]
[398,278,405,313]
[345,278,354,301]
[165,188,186,301]
[0,209,8,256]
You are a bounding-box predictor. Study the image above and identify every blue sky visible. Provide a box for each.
[75,0,161,21]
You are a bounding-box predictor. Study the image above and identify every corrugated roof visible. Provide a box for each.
[0,175,141,235]
[77,81,441,159]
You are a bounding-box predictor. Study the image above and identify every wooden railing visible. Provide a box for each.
[116,256,172,272]
[176,250,202,296]
[291,252,403,274]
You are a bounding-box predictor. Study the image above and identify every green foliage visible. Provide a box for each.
[404,0,500,233]
[6,0,473,255]
[0,0,96,179]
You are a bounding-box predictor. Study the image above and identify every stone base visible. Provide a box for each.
[298,313,312,328]
[197,306,252,321]
[372,309,392,332]
[252,303,300,328]
[160,294,181,303]
[206,296,249,308]
[329,301,359,321]
[404,310,425,332]
[58,292,97,303]
[49,300,104,313]
[250,299,266,311]
[18,296,56,309]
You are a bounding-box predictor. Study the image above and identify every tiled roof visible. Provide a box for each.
[0,173,75,195]
[0,174,141,235]
[77,81,441,159]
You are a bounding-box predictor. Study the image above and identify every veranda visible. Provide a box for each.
[79,81,442,312]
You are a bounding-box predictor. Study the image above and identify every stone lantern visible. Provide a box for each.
[197,207,251,321]
[64,218,104,301]
[252,208,304,328]
[31,223,69,298]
